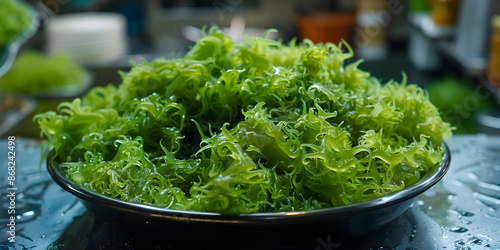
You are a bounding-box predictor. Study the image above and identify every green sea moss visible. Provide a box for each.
[37,27,452,213]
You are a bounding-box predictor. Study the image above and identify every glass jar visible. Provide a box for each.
[431,0,460,26]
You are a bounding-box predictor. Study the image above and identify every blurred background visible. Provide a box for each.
[2,0,500,137]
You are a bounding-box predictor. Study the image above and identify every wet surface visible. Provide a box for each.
[1,135,500,249]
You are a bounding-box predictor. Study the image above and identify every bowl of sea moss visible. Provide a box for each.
[42,27,452,248]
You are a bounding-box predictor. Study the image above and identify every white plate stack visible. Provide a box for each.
[46,13,128,65]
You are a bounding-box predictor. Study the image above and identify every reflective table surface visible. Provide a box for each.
[1,135,500,249]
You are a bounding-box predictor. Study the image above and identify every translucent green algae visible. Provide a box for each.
[36,27,452,214]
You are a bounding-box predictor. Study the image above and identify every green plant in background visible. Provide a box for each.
[36,27,452,214]
[409,0,430,13]
[428,76,494,134]
[0,50,86,95]
[0,0,32,47]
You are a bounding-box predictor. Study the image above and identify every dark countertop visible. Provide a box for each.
[1,135,500,249]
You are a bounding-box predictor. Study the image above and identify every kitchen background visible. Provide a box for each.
[1,0,500,137]
[2,1,500,249]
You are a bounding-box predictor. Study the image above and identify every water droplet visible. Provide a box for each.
[469,238,482,245]
[454,236,487,248]
[450,226,468,233]
[461,219,472,225]
[22,211,35,217]
[454,240,471,250]
[458,211,475,217]
[477,233,493,241]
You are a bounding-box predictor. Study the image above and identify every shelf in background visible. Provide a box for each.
[408,0,496,77]
[408,13,488,76]
[477,74,500,104]
[435,40,489,77]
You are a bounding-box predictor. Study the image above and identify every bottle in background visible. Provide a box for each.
[488,15,500,86]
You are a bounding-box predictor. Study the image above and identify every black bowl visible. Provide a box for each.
[47,144,450,247]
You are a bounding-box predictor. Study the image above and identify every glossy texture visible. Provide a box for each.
[47,143,450,240]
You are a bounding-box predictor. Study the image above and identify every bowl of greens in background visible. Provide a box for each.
[0,0,39,77]
[40,27,452,246]
[428,76,497,134]
[0,50,92,137]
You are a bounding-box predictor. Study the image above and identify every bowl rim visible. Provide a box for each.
[46,142,451,224]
